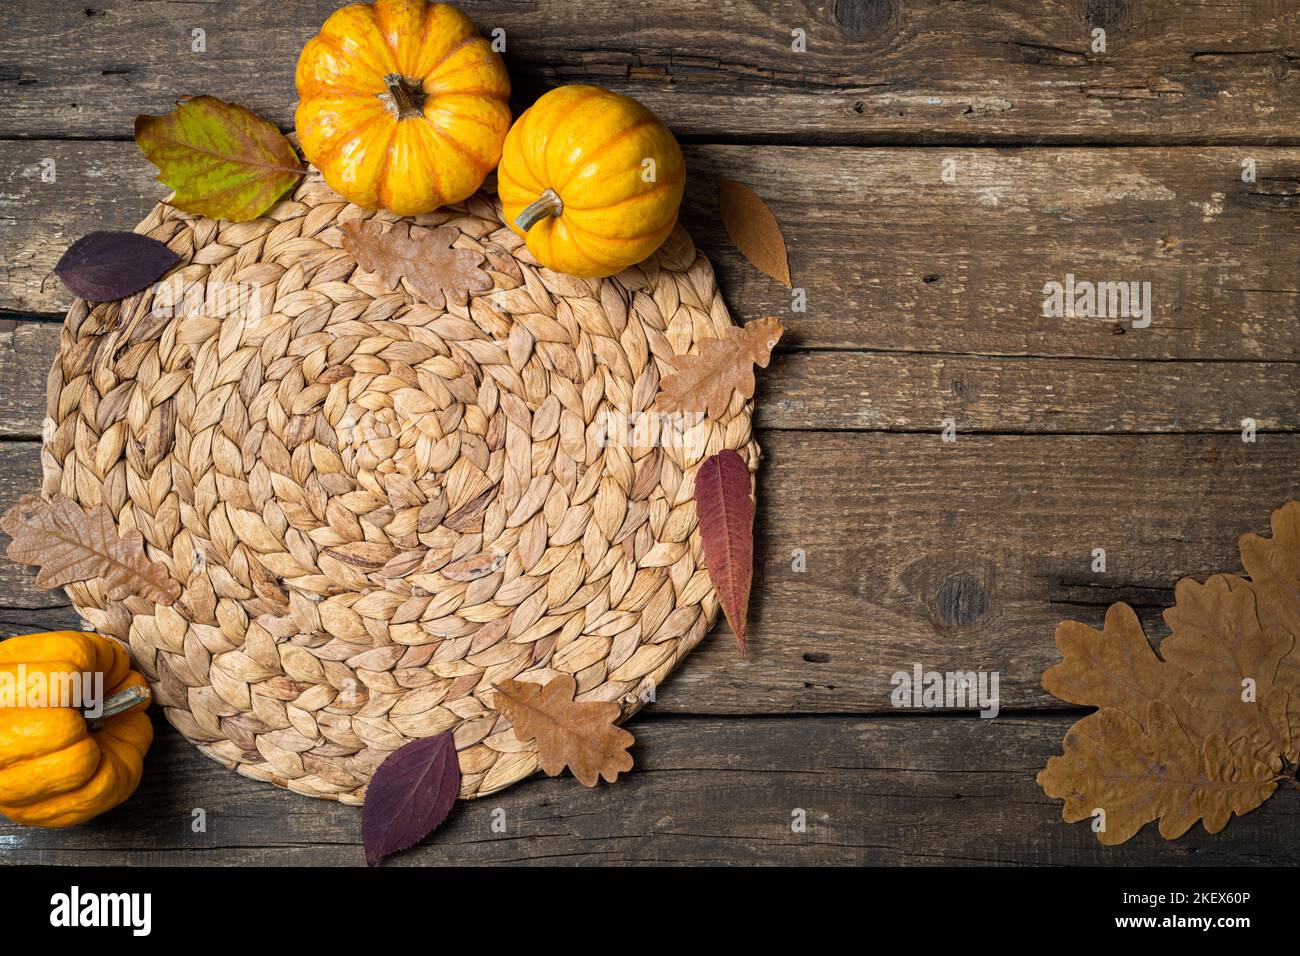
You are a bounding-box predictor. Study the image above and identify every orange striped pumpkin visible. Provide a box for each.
[0,632,152,828]
[295,0,511,215]
[498,85,686,278]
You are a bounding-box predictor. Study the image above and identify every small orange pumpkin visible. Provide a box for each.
[498,85,685,278]
[295,0,511,215]
[0,631,152,828]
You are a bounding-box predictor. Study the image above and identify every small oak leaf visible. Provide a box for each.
[656,316,783,419]
[1162,574,1276,682]
[341,220,492,310]
[493,674,633,786]
[1162,575,1293,743]
[1,494,180,606]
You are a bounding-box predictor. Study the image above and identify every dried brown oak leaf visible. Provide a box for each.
[1240,502,1300,667]
[1,494,181,606]
[493,674,634,787]
[656,316,783,419]
[1162,574,1297,760]
[340,220,491,310]
[1040,702,1279,845]
[1038,501,1300,844]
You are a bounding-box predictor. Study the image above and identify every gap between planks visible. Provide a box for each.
[3,0,1299,144]
[0,320,1295,437]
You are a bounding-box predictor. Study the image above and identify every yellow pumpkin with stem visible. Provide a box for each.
[498,85,686,278]
[0,631,152,828]
[295,0,511,215]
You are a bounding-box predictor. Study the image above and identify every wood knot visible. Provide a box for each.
[933,573,989,627]
[829,0,898,41]
[1083,0,1128,29]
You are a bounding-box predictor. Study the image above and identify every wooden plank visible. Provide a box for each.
[1,320,1295,437]
[1,713,1294,865]
[761,350,1300,433]
[0,320,53,438]
[0,432,1293,714]
[4,142,1297,363]
[692,145,1300,358]
[2,1,1298,144]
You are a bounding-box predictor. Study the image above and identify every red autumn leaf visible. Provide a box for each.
[361,732,460,865]
[693,449,754,655]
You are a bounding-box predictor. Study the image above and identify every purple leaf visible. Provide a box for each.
[361,732,461,866]
[54,231,181,301]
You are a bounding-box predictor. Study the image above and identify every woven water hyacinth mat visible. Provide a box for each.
[41,172,759,803]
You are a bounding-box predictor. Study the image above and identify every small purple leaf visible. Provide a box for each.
[54,231,181,301]
[361,732,461,866]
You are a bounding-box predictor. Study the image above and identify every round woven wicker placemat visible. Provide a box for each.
[42,171,757,803]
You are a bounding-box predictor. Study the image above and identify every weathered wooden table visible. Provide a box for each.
[0,0,1297,865]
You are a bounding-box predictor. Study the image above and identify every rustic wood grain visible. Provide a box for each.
[4,142,1297,364]
[685,145,1300,359]
[2,712,1296,866]
[0,432,1292,715]
[0,319,1294,437]
[2,0,1297,145]
[764,350,1300,433]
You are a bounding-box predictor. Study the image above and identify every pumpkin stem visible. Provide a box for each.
[515,188,564,233]
[380,73,427,120]
[95,684,151,722]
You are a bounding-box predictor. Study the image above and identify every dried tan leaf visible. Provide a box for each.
[656,316,783,419]
[1039,501,1300,844]
[1043,602,1174,719]
[341,220,492,310]
[1048,590,1293,750]
[718,179,791,287]
[1,494,180,606]
[493,674,633,786]
[1038,702,1279,846]
[1240,501,1300,669]
[1162,574,1295,756]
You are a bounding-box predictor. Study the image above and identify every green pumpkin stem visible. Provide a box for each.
[96,684,151,721]
[515,188,564,233]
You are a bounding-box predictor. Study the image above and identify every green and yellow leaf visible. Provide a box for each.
[135,96,304,222]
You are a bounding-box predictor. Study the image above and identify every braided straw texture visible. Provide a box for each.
[43,172,758,803]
